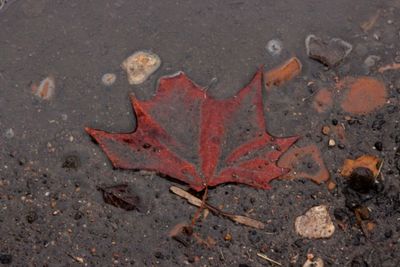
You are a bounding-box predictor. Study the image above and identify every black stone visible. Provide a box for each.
[348,167,375,193]
[384,230,393,238]
[374,141,383,151]
[26,211,38,223]
[248,230,261,243]
[62,154,81,170]
[0,254,12,265]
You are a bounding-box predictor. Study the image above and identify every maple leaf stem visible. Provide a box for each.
[191,186,209,226]
[171,186,265,229]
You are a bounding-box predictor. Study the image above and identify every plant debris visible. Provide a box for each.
[339,77,387,115]
[67,254,84,264]
[257,252,282,266]
[86,69,298,191]
[341,155,382,179]
[341,155,382,194]
[360,10,381,32]
[277,144,330,184]
[302,254,324,267]
[312,76,387,115]
[170,186,265,229]
[265,57,302,88]
[305,34,352,67]
[168,222,217,248]
[31,76,55,100]
[98,184,140,211]
[101,73,116,86]
[168,222,193,247]
[378,62,400,73]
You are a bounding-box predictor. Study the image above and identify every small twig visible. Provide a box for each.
[376,159,384,179]
[301,88,319,102]
[170,186,265,229]
[219,248,226,262]
[203,77,218,91]
[67,254,84,264]
[378,62,400,73]
[191,186,208,225]
[257,252,282,266]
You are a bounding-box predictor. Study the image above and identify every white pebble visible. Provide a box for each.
[328,139,336,147]
[295,205,335,239]
[121,51,161,85]
[102,73,117,86]
[4,128,14,139]
[266,39,283,56]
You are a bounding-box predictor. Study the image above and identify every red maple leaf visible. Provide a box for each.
[86,69,298,191]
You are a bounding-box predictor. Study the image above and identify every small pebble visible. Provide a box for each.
[266,39,283,56]
[374,141,383,151]
[122,51,161,85]
[32,76,55,100]
[224,233,232,241]
[321,126,330,135]
[303,256,324,267]
[364,55,381,68]
[328,139,336,147]
[295,205,335,239]
[4,128,14,139]
[26,211,38,223]
[0,254,12,264]
[348,167,375,193]
[62,154,81,170]
[384,230,393,238]
[101,73,116,86]
[355,206,370,220]
[327,180,337,192]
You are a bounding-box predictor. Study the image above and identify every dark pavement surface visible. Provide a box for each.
[1,0,400,266]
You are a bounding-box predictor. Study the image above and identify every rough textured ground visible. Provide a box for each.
[0,0,399,266]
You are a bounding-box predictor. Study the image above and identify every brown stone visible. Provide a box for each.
[327,180,337,192]
[321,126,330,135]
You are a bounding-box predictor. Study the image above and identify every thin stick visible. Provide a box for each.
[376,159,384,179]
[191,186,208,225]
[170,186,265,229]
[257,253,282,266]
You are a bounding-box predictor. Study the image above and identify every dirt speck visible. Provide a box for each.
[313,88,333,113]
